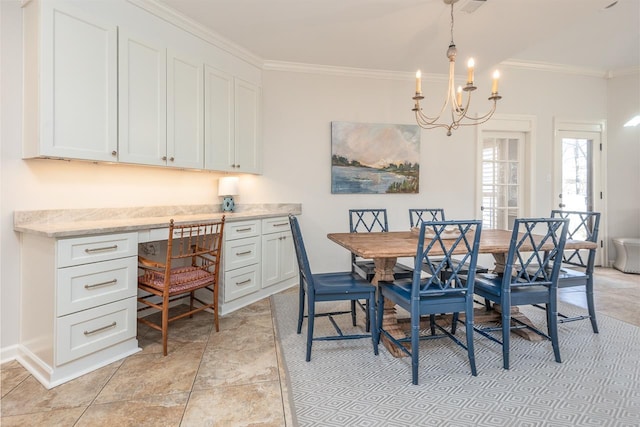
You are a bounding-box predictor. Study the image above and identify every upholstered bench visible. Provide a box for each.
[613,238,640,274]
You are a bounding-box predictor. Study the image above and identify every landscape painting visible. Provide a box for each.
[331,121,420,194]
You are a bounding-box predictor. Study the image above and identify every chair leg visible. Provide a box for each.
[411,307,420,385]
[501,302,510,370]
[297,286,305,334]
[368,294,378,356]
[306,297,315,362]
[586,278,599,333]
[451,312,459,334]
[189,291,195,318]
[350,300,357,326]
[465,309,477,376]
[162,295,169,357]
[429,314,436,335]
[213,284,220,332]
[375,291,385,346]
[547,303,562,363]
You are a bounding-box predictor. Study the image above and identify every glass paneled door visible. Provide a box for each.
[480,132,525,230]
[555,128,603,264]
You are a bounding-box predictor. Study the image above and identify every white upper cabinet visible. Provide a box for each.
[119,36,204,169]
[204,70,262,173]
[204,66,234,171]
[118,31,167,166]
[23,0,118,161]
[234,79,263,174]
[167,51,204,169]
[23,0,261,173]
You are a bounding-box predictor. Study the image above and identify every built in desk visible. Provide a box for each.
[14,203,301,388]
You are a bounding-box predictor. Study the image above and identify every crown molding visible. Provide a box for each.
[605,66,640,78]
[126,0,263,69]
[501,59,614,79]
[262,60,453,83]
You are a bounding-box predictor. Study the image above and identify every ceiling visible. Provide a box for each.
[153,0,639,76]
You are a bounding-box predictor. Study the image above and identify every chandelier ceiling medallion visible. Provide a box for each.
[412,0,502,136]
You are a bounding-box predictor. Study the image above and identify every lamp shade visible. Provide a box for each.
[218,177,239,196]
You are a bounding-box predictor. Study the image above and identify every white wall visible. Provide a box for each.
[1,0,632,359]
[240,67,607,274]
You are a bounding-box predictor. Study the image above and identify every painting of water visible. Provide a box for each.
[331,121,420,194]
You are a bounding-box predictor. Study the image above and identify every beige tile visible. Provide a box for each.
[137,308,216,355]
[194,344,279,389]
[76,392,189,427]
[0,362,119,416]
[1,364,30,398]
[181,381,285,427]
[208,314,275,351]
[0,407,86,427]
[94,341,205,404]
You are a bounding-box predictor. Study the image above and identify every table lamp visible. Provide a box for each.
[217,177,239,212]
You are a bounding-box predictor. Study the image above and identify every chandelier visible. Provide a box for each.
[412,0,502,136]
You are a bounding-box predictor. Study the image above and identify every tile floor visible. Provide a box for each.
[1,267,639,426]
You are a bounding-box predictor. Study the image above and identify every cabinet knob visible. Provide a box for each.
[169,157,175,162]
[162,156,167,161]
[111,151,117,156]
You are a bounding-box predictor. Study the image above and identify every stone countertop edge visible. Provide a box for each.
[14,204,302,238]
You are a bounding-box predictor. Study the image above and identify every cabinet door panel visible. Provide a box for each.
[280,232,297,281]
[234,79,262,173]
[167,51,204,169]
[118,31,166,166]
[261,233,281,288]
[40,4,117,161]
[204,66,234,171]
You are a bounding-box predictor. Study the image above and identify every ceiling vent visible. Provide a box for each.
[460,0,486,14]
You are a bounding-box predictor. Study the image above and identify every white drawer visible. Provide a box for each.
[56,297,137,365]
[224,264,260,302]
[57,257,137,316]
[224,236,260,271]
[57,233,138,267]
[262,217,291,235]
[226,220,260,241]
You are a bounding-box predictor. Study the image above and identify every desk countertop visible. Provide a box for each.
[14,203,302,238]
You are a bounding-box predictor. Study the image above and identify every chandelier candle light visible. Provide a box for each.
[412,0,502,136]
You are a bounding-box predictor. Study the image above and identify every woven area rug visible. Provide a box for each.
[271,290,640,427]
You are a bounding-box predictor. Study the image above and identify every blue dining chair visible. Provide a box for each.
[376,219,482,385]
[289,215,379,362]
[349,209,414,331]
[550,210,601,333]
[410,208,488,281]
[349,208,414,281]
[408,208,446,227]
[473,217,569,370]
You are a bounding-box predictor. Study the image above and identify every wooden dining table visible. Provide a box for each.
[327,229,597,357]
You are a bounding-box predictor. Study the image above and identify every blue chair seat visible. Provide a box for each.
[474,274,552,305]
[382,279,467,313]
[557,267,588,287]
[313,272,376,297]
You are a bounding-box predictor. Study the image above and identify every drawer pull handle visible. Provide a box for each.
[84,322,117,336]
[85,279,118,289]
[237,227,252,232]
[85,245,118,254]
[273,222,289,227]
[236,250,252,256]
[236,279,252,286]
